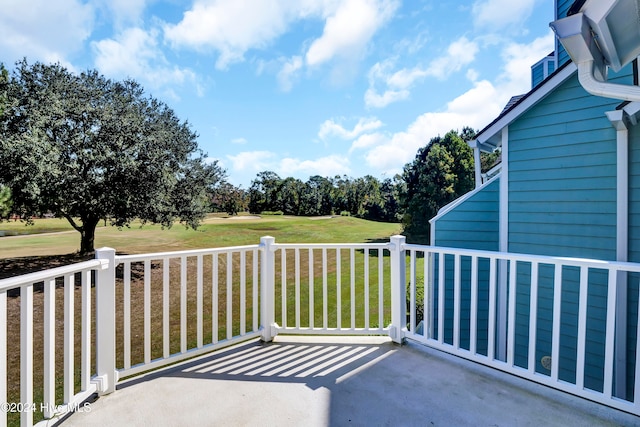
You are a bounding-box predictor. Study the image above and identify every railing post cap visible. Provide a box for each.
[95,247,116,258]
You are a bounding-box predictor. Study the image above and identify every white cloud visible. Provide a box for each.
[305,0,399,67]
[361,33,554,174]
[318,117,383,140]
[0,0,94,66]
[163,0,295,69]
[231,138,248,145]
[226,150,350,180]
[425,37,479,80]
[92,27,198,96]
[472,0,537,30]
[279,155,351,177]
[349,133,388,153]
[164,0,398,85]
[365,37,479,108]
[98,0,147,28]
[227,151,276,172]
[277,56,303,92]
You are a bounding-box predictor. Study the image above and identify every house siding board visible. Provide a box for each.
[532,63,544,88]
[506,68,636,392]
[432,180,499,353]
[433,179,500,251]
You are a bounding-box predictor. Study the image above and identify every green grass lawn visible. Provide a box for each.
[0,214,402,259]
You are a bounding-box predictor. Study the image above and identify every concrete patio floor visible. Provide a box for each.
[62,336,639,426]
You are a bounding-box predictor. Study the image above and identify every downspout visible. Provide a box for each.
[551,11,640,102]
[605,109,629,399]
[579,60,640,102]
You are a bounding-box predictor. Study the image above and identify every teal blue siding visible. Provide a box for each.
[556,0,572,66]
[433,179,500,251]
[532,63,544,88]
[432,179,499,353]
[507,64,634,394]
[548,60,556,75]
[508,70,632,260]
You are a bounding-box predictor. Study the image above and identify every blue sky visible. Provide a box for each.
[1,0,555,188]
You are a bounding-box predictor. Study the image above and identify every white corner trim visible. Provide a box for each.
[499,126,509,253]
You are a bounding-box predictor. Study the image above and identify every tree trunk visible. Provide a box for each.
[79,218,99,255]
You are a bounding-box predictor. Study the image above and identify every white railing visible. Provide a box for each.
[403,243,640,416]
[0,259,108,427]
[112,244,262,379]
[4,235,640,425]
[270,242,391,336]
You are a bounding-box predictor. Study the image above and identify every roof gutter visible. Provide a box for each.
[550,0,640,102]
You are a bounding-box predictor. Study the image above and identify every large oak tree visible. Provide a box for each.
[0,61,224,254]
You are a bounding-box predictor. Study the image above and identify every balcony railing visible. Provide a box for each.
[2,235,640,426]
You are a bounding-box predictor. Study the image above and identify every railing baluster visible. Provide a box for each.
[281,249,287,328]
[365,248,370,330]
[470,256,478,354]
[181,256,187,353]
[81,270,91,390]
[253,249,259,333]
[438,252,445,344]
[21,283,34,427]
[379,249,384,331]
[163,258,169,358]
[424,250,430,338]
[63,274,74,404]
[227,252,233,340]
[410,250,416,333]
[144,260,151,364]
[124,261,131,369]
[507,260,517,367]
[576,266,589,390]
[350,248,355,330]
[603,268,617,398]
[528,262,539,373]
[198,254,204,346]
[322,248,328,329]
[454,254,461,349]
[309,249,314,329]
[551,263,562,381]
[240,251,246,336]
[43,279,55,419]
[295,248,300,329]
[336,248,341,329]
[212,254,219,344]
[488,257,497,360]
[0,290,6,427]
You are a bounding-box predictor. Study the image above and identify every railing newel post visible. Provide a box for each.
[94,247,117,394]
[390,235,407,344]
[260,236,277,342]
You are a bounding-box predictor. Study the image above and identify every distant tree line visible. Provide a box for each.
[210,126,500,243]
[236,171,404,222]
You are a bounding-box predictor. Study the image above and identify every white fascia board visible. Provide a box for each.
[476,63,577,148]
